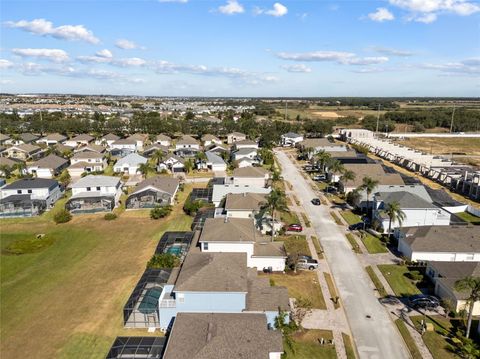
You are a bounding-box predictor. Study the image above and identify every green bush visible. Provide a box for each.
[54,209,72,224]
[405,270,423,282]
[183,199,206,216]
[150,205,172,219]
[104,213,117,221]
[147,253,179,269]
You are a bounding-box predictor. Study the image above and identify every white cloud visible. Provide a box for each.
[281,64,312,73]
[0,59,14,69]
[77,55,112,64]
[266,3,288,17]
[4,18,99,44]
[0,79,13,85]
[96,49,113,58]
[115,39,142,50]
[419,58,480,75]
[114,57,146,67]
[388,0,480,23]
[158,0,188,2]
[12,48,69,62]
[276,50,390,67]
[345,56,389,65]
[372,46,413,57]
[368,8,395,22]
[218,0,244,15]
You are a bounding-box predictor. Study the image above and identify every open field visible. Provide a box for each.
[0,185,194,359]
[400,137,480,166]
[377,265,421,297]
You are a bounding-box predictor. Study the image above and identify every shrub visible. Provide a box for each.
[183,199,206,216]
[147,253,179,269]
[104,213,117,221]
[54,209,72,224]
[150,205,172,219]
[405,270,423,282]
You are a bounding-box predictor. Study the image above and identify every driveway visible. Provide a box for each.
[275,150,409,359]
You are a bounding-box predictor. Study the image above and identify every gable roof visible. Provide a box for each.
[342,163,405,188]
[70,134,94,142]
[133,176,180,196]
[0,133,10,141]
[9,144,41,154]
[72,151,104,160]
[176,135,199,145]
[428,261,480,300]
[74,144,105,154]
[233,148,257,156]
[156,134,172,142]
[205,151,226,165]
[235,139,257,146]
[233,166,268,178]
[127,133,147,141]
[299,138,336,148]
[71,175,120,188]
[115,153,147,167]
[20,133,39,143]
[31,154,68,169]
[228,132,246,137]
[401,226,480,253]
[163,313,283,359]
[282,132,302,138]
[375,191,437,209]
[200,217,257,243]
[112,138,137,145]
[3,178,58,190]
[42,133,67,141]
[101,133,120,141]
[202,134,220,142]
[174,252,248,292]
[225,192,266,211]
[246,268,289,312]
[0,157,19,168]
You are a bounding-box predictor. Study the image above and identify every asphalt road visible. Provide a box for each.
[275,150,410,359]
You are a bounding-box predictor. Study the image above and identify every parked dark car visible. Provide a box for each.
[313,175,326,181]
[324,186,338,194]
[408,295,440,310]
[348,222,365,231]
[286,224,303,232]
[311,198,321,206]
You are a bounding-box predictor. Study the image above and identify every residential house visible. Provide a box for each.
[236,157,258,168]
[426,261,480,315]
[66,175,122,214]
[126,176,179,209]
[127,134,147,151]
[158,155,185,173]
[37,133,67,146]
[4,133,39,145]
[397,226,480,262]
[0,133,10,145]
[339,128,374,141]
[114,153,148,175]
[336,163,405,193]
[199,217,287,272]
[64,134,94,147]
[298,138,347,155]
[281,132,304,147]
[156,252,289,329]
[143,143,169,158]
[373,191,451,233]
[233,167,270,187]
[204,151,227,172]
[95,133,120,147]
[206,143,229,156]
[74,143,105,154]
[212,184,271,207]
[202,134,222,147]
[110,138,138,154]
[68,151,107,177]
[155,134,172,147]
[225,192,266,219]
[27,154,69,178]
[234,139,259,150]
[232,147,258,163]
[227,132,246,144]
[0,178,63,217]
[5,144,42,161]
[163,313,284,359]
[0,157,20,177]
[175,135,200,150]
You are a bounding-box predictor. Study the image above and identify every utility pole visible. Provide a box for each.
[449,103,456,133]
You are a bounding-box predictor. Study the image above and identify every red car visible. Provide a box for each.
[286,224,303,232]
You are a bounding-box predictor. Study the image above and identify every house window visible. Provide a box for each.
[177,293,185,304]
[86,187,91,191]
[17,190,22,194]
[203,242,209,250]
[96,187,101,191]
[466,253,475,261]
[28,190,32,194]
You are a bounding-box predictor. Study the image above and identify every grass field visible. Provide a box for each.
[342,333,356,359]
[0,186,194,359]
[395,319,423,359]
[345,233,362,254]
[365,266,388,297]
[283,329,337,359]
[263,271,326,309]
[456,211,480,225]
[377,265,421,297]
[360,232,388,254]
[340,210,361,226]
[324,272,340,309]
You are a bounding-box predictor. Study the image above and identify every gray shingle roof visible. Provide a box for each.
[225,192,266,211]
[115,153,147,167]
[176,135,199,145]
[233,166,268,178]
[71,175,120,188]
[3,178,58,190]
[205,151,225,165]
[174,252,248,292]
[133,176,179,196]
[31,154,68,169]
[402,226,480,252]
[200,218,256,243]
[428,261,480,300]
[246,268,289,311]
[163,313,283,359]
[375,191,437,209]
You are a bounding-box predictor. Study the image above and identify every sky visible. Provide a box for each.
[0,0,479,97]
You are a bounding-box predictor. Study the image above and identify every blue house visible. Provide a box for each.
[156,252,289,331]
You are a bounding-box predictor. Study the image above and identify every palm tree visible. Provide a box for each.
[454,276,480,338]
[0,165,12,179]
[340,170,356,192]
[271,169,282,188]
[263,189,289,241]
[383,201,406,236]
[183,159,193,174]
[151,149,165,165]
[360,176,379,218]
[327,158,344,185]
[315,150,331,173]
[138,163,152,179]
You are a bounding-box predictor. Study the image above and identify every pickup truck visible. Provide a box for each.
[297,258,319,270]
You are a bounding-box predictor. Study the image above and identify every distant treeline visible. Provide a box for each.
[0,110,333,147]
[362,107,480,132]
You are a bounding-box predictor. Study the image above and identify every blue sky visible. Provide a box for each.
[1,0,479,96]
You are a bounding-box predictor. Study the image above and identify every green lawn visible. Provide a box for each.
[377,265,421,297]
[280,210,301,226]
[330,212,343,226]
[311,236,324,259]
[340,210,362,226]
[283,329,337,359]
[456,211,480,225]
[360,232,388,254]
[324,272,340,309]
[279,235,311,257]
[0,186,193,359]
[365,266,388,297]
[342,333,356,359]
[410,315,460,359]
[395,319,423,359]
[346,234,362,254]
